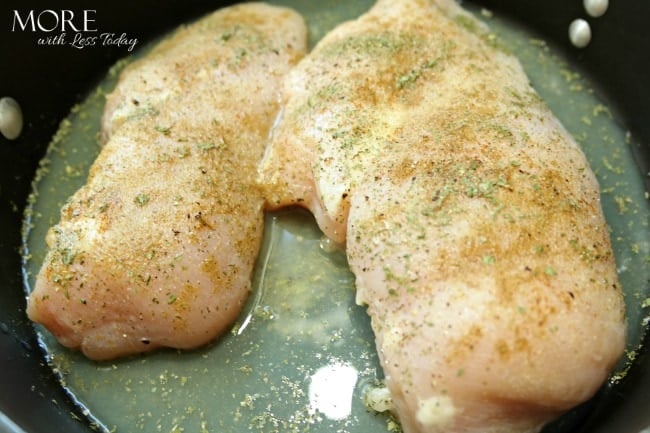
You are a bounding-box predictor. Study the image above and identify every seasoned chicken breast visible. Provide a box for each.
[27,3,307,360]
[259,1,626,432]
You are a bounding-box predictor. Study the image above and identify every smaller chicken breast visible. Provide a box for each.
[27,3,307,360]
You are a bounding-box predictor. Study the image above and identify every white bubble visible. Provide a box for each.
[0,97,23,140]
[584,0,609,17]
[569,19,592,48]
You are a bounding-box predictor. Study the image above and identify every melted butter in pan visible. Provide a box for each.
[21,1,650,432]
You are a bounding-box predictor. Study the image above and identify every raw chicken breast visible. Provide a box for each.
[259,1,626,432]
[27,3,307,360]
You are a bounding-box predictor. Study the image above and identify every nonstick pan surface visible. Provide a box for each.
[1,1,649,432]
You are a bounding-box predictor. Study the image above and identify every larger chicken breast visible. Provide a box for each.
[27,3,307,360]
[258,1,626,432]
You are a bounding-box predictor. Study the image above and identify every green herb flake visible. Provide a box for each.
[397,58,441,89]
[219,31,233,42]
[167,294,177,305]
[154,125,171,135]
[61,248,76,265]
[592,104,612,118]
[641,298,650,309]
[197,142,218,152]
[134,193,150,207]
[544,267,557,276]
[482,255,496,265]
[614,195,632,214]
[176,146,191,158]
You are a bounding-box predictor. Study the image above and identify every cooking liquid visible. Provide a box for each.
[22,2,650,432]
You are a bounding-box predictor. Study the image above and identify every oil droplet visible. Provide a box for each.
[319,235,341,253]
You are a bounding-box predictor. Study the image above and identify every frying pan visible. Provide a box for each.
[0,0,648,432]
